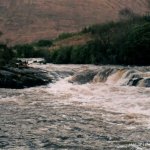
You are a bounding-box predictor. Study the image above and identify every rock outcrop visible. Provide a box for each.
[69,66,150,87]
[68,70,98,84]
[0,66,52,89]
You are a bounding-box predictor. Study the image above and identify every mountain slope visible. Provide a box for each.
[0,0,149,44]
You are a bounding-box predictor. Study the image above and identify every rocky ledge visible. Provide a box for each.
[0,66,52,89]
[69,67,150,87]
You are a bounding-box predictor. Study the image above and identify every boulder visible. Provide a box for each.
[138,78,150,87]
[69,70,98,84]
[0,66,52,89]
[93,68,118,83]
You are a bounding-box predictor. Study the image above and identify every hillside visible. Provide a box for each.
[0,0,149,44]
[46,16,150,65]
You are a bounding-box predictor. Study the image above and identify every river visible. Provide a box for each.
[0,63,150,149]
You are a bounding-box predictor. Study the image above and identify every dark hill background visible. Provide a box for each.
[0,0,149,44]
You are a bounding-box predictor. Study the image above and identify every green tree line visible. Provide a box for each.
[0,16,150,67]
[48,16,150,65]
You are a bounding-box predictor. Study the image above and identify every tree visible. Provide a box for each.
[14,44,34,58]
[36,40,53,47]
[0,43,14,67]
[121,23,150,65]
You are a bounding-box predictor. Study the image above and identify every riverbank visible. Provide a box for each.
[0,66,51,89]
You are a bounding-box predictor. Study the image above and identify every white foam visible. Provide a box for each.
[29,64,149,117]
[8,63,150,126]
[45,75,150,117]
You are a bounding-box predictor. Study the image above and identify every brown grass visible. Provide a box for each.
[0,0,149,44]
[49,33,92,51]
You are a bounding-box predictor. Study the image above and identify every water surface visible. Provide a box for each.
[0,64,150,149]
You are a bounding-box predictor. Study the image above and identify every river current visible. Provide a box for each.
[0,63,150,149]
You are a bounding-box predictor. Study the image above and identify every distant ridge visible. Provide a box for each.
[0,0,149,44]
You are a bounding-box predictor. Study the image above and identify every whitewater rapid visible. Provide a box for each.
[48,77,150,116]
[0,63,150,149]
[30,64,150,121]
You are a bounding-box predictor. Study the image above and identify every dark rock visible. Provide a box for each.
[144,78,150,87]
[77,135,84,138]
[0,141,9,148]
[93,68,118,82]
[127,77,143,86]
[0,66,52,89]
[69,70,98,84]
[58,136,69,140]
[142,78,150,87]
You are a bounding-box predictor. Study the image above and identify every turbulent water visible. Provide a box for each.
[0,63,150,150]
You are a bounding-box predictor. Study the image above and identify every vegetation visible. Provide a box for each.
[56,32,75,41]
[120,23,150,65]
[13,44,35,58]
[48,16,150,65]
[0,40,52,67]
[13,44,51,59]
[35,40,53,47]
[0,43,14,67]
[0,16,150,66]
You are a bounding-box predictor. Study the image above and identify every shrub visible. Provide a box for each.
[56,32,74,41]
[14,44,35,58]
[120,23,150,65]
[0,43,14,67]
[48,47,72,64]
[36,40,53,47]
[47,16,150,65]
